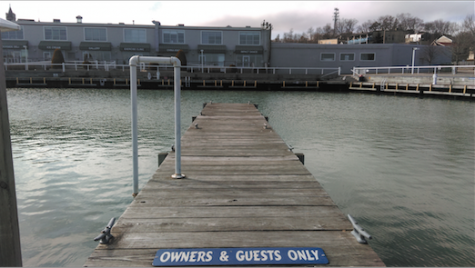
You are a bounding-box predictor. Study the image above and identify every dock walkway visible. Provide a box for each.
[85,103,384,267]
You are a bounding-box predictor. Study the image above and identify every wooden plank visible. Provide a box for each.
[141,180,323,189]
[129,195,336,207]
[112,216,352,233]
[119,206,347,219]
[176,155,301,162]
[135,190,331,204]
[151,174,317,182]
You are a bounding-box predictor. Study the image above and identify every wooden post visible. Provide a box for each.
[0,39,23,267]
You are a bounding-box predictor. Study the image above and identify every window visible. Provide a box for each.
[43,51,51,61]
[124,29,146,43]
[1,26,23,39]
[202,31,222,45]
[82,51,111,61]
[239,32,260,45]
[360,53,375,61]
[199,53,225,66]
[44,26,67,40]
[321,53,335,61]
[340,53,355,61]
[163,29,185,44]
[85,28,107,41]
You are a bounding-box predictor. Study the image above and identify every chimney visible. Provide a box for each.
[76,15,83,23]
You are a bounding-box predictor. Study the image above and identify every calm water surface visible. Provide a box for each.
[6,88,474,266]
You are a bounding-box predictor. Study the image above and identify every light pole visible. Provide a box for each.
[411,47,419,74]
[23,45,28,70]
[200,49,204,73]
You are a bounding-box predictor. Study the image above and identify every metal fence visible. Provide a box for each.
[4,61,341,76]
[352,65,475,76]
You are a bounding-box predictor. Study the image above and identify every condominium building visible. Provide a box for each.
[1,8,272,67]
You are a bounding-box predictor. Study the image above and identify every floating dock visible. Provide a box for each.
[84,103,384,267]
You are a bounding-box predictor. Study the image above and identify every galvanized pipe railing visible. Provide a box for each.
[353,65,475,76]
[129,56,184,197]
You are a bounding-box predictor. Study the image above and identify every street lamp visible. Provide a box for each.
[200,49,204,73]
[411,47,419,74]
[23,45,28,70]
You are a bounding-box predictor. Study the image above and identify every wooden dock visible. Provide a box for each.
[84,103,384,267]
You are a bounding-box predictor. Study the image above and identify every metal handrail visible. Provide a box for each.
[353,65,475,76]
[4,61,342,75]
[129,56,185,197]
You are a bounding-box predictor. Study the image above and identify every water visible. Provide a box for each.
[6,88,474,267]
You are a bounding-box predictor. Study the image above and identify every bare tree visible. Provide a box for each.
[463,14,475,35]
[396,13,424,31]
[343,18,358,34]
[357,20,374,33]
[322,23,333,38]
[424,19,458,35]
[283,28,294,42]
[307,27,316,43]
[377,15,398,30]
[452,31,472,64]
[420,46,448,65]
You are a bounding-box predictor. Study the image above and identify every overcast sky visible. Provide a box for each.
[2,1,473,38]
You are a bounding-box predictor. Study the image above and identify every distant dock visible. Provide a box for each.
[84,103,384,267]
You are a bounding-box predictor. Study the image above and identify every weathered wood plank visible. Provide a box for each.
[112,216,352,233]
[119,206,346,219]
[129,195,336,207]
[152,174,318,182]
[142,180,323,189]
[176,155,301,162]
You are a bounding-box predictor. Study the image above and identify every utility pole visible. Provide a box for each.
[333,8,339,37]
[0,19,23,267]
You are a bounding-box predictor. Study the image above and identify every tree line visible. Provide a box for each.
[272,13,475,63]
[273,13,474,45]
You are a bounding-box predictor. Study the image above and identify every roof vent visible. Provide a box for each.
[53,19,60,23]
[177,24,184,26]
[76,15,83,23]
[119,22,125,25]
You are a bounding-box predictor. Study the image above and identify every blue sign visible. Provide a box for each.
[153,247,329,266]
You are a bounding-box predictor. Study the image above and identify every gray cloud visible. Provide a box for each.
[202,1,473,38]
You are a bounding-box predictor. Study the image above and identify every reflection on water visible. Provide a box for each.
[7,88,475,267]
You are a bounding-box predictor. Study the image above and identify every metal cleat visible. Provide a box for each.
[347,214,372,244]
[94,217,116,244]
